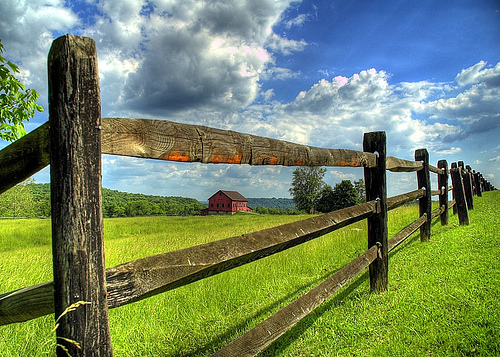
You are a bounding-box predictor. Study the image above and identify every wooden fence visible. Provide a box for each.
[0,35,496,356]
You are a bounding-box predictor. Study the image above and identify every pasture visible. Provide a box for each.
[0,191,498,356]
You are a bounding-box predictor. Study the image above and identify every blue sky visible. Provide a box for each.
[1,0,499,201]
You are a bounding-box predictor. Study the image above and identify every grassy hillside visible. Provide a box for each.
[0,192,498,356]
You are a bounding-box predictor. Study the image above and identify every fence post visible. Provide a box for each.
[363,131,388,292]
[48,35,112,356]
[473,171,481,197]
[451,162,458,215]
[464,165,474,209]
[450,163,470,225]
[437,160,449,226]
[415,149,431,241]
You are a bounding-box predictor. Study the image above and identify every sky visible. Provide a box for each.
[1,0,499,201]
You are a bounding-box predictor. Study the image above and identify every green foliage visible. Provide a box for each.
[101,188,207,217]
[0,39,44,142]
[316,180,360,213]
[0,183,207,218]
[254,206,302,215]
[247,197,296,210]
[288,166,327,213]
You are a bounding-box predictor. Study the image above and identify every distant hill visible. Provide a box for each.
[247,197,295,210]
[2,183,207,218]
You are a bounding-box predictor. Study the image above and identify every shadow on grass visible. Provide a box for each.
[172,225,428,356]
[170,266,348,356]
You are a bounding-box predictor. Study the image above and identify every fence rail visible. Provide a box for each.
[0,35,496,356]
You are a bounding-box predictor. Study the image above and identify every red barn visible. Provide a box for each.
[201,190,253,215]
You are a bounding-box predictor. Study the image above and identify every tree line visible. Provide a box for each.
[0,182,207,218]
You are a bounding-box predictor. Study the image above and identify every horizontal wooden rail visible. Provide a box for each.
[429,164,443,175]
[387,189,425,211]
[431,205,446,219]
[101,118,377,168]
[0,118,436,194]
[385,157,422,172]
[0,201,376,326]
[431,189,441,196]
[0,123,50,194]
[388,215,427,251]
[388,204,448,252]
[211,245,379,357]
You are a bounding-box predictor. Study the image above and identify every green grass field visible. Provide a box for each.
[0,192,498,356]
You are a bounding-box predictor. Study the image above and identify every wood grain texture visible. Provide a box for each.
[429,164,444,175]
[385,156,423,172]
[48,35,112,356]
[0,282,54,325]
[387,189,425,211]
[363,131,388,293]
[101,117,377,168]
[0,201,376,326]
[0,122,50,195]
[210,245,379,357]
[450,167,470,225]
[415,149,431,242]
[387,215,426,252]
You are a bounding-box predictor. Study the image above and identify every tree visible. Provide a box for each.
[288,166,326,213]
[316,180,359,213]
[0,39,43,141]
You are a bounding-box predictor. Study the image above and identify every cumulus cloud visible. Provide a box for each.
[0,0,80,101]
[81,0,303,115]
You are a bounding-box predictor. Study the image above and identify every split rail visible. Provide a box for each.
[0,35,496,356]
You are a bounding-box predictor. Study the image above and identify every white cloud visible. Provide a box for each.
[455,61,500,87]
[283,13,309,28]
[265,33,307,55]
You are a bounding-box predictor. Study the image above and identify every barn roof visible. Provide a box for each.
[211,190,248,202]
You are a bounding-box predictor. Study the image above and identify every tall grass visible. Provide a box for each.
[0,193,498,356]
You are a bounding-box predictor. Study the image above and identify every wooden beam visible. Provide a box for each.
[0,122,50,195]
[363,131,388,293]
[101,117,377,168]
[210,245,379,357]
[388,215,427,251]
[48,35,112,356]
[0,201,376,326]
[385,156,422,172]
[429,164,443,175]
[387,189,425,211]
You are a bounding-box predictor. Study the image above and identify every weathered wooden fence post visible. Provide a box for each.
[451,162,458,215]
[473,171,481,197]
[450,163,470,226]
[363,131,388,292]
[463,164,474,209]
[437,160,449,226]
[48,35,112,356]
[415,149,431,241]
